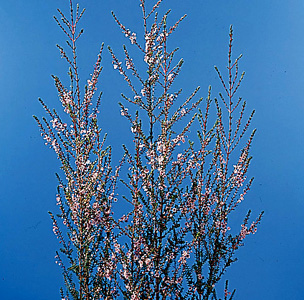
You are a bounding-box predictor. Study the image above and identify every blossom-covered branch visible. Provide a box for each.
[34,1,120,299]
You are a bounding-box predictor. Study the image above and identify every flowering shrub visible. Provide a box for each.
[34,0,263,299]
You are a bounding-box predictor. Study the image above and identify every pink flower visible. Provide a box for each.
[121,107,128,116]
[168,73,174,81]
[129,32,136,44]
[140,88,147,97]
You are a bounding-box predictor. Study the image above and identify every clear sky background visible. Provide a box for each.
[0,0,303,299]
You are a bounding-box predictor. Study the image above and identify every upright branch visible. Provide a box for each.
[34,1,120,299]
[183,25,264,300]
[109,1,203,299]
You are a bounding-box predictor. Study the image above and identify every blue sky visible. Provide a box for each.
[0,0,304,299]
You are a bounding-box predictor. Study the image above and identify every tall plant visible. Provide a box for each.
[34,0,263,299]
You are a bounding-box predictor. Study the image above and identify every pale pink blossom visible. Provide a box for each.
[168,73,174,81]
